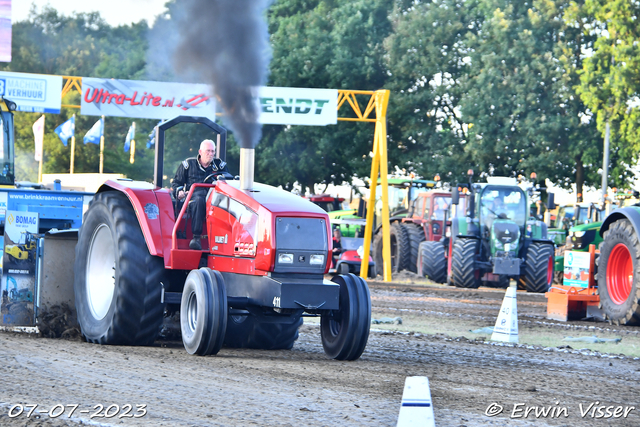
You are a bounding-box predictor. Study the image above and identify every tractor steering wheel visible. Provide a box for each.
[203,172,223,184]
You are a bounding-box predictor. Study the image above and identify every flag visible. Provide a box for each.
[33,115,45,162]
[54,116,75,146]
[124,122,136,152]
[147,120,163,148]
[84,117,103,144]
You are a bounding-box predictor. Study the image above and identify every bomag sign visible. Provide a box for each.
[258,87,337,126]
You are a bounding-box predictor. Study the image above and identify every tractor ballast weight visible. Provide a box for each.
[74,116,371,360]
[447,177,554,292]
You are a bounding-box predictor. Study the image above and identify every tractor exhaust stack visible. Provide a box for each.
[240,148,254,191]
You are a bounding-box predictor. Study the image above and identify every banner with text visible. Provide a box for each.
[1,210,39,327]
[81,78,216,120]
[0,0,10,63]
[258,87,337,126]
[0,71,62,113]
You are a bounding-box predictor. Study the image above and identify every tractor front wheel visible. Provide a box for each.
[598,219,640,325]
[451,238,481,288]
[321,273,371,360]
[180,268,228,355]
[418,241,447,283]
[74,191,166,345]
[520,242,554,293]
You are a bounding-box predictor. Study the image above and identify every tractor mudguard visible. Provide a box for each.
[96,180,175,263]
[600,207,640,238]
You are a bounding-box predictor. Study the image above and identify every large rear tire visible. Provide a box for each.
[405,224,425,273]
[598,219,640,325]
[521,242,554,293]
[224,315,302,350]
[451,238,481,289]
[321,273,371,360]
[180,268,228,355]
[418,241,447,283]
[74,191,165,345]
[373,222,410,274]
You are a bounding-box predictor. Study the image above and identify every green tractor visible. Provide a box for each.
[448,177,554,292]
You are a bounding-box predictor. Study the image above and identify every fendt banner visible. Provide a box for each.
[0,71,63,113]
[81,78,217,120]
[259,87,337,126]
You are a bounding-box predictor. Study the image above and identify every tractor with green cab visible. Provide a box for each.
[448,176,554,292]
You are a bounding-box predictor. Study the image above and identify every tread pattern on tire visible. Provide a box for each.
[521,242,553,293]
[419,241,447,283]
[75,191,165,345]
[404,223,426,273]
[373,222,411,273]
[597,219,640,325]
[451,238,481,288]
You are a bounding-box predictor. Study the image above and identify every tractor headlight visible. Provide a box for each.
[278,253,294,264]
[573,231,585,238]
[309,254,325,265]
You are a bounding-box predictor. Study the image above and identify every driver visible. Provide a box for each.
[172,139,230,250]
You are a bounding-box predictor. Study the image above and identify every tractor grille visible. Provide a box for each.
[274,217,328,274]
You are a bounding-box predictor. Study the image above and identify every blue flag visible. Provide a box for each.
[84,118,103,144]
[54,116,75,146]
[124,122,135,152]
[146,120,163,148]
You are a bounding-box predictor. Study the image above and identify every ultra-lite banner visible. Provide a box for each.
[0,71,62,113]
[259,87,337,126]
[81,78,216,120]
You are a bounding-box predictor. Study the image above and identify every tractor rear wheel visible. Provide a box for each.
[180,268,227,355]
[520,242,554,293]
[405,224,425,273]
[373,222,411,274]
[418,241,447,283]
[224,314,302,350]
[321,273,371,360]
[598,219,640,325]
[74,191,165,345]
[451,238,481,288]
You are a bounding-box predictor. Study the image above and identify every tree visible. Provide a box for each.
[574,0,640,190]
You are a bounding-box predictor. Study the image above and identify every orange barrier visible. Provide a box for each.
[545,244,600,321]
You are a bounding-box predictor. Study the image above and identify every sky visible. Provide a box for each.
[12,0,169,27]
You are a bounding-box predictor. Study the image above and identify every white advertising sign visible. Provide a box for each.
[81,78,216,120]
[258,87,338,126]
[0,71,62,113]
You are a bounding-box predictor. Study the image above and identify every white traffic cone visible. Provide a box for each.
[396,376,436,427]
[491,284,518,343]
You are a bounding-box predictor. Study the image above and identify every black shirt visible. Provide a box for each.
[171,155,230,197]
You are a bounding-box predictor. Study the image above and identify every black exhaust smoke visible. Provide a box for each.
[174,0,271,150]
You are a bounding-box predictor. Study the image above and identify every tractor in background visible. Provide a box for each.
[448,176,554,292]
[73,116,371,360]
[370,177,436,273]
[403,190,467,283]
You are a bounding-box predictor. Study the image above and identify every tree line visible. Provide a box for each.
[2,0,638,197]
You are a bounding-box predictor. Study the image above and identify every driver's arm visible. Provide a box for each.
[172,161,188,200]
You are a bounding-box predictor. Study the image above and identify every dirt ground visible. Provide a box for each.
[1,277,640,427]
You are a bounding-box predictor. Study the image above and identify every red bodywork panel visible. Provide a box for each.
[99,179,332,274]
[205,181,331,275]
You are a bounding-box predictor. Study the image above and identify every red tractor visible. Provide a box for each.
[398,190,467,282]
[73,116,371,360]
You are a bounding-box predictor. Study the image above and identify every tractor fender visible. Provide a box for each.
[95,180,175,261]
[600,207,640,238]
